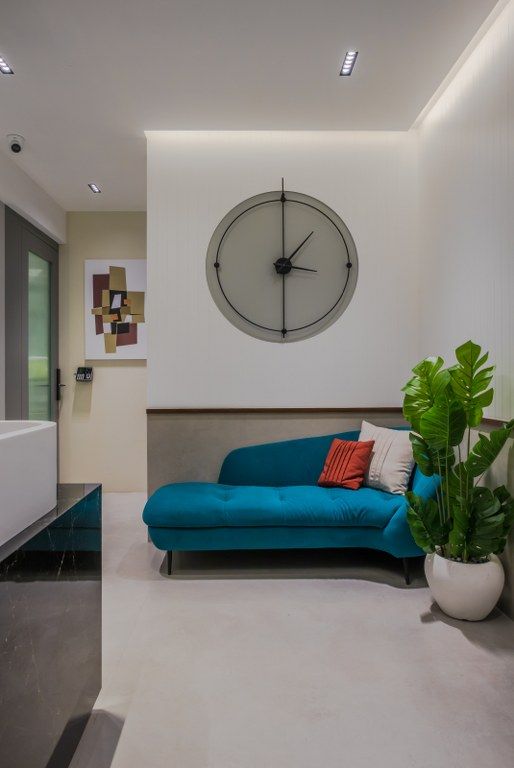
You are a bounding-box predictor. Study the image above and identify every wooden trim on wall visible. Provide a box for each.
[481,417,509,427]
[145,409,509,428]
[146,407,404,415]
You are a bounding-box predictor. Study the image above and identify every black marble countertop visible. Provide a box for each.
[0,483,101,564]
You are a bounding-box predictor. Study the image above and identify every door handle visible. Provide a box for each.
[56,368,66,401]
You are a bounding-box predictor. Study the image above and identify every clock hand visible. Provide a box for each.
[290,265,317,273]
[281,178,286,261]
[281,274,286,338]
[286,231,314,262]
[273,231,315,273]
[280,180,287,337]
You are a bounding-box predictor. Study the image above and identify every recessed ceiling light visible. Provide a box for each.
[340,51,358,76]
[88,183,101,193]
[0,56,13,75]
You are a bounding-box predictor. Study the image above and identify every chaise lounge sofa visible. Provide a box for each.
[143,429,439,582]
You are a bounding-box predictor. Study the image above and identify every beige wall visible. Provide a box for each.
[59,212,147,492]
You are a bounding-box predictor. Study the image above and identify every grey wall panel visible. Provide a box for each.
[147,411,406,494]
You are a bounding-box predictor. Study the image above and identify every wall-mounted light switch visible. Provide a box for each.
[75,367,93,382]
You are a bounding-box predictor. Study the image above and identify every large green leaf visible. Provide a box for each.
[445,464,472,558]
[405,492,450,553]
[409,433,435,476]
[409,433,455,477]
[419,393,467,450]
[492,486,514,554]
[465,419,514,477]
[449,341,494,427]
[402,357,450,433]
[465,486,505,560]
[495,486,514,534]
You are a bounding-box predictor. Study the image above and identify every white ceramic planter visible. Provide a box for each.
[425,552,505,621]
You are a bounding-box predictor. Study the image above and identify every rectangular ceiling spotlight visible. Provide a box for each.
[340,51,358,76]
[0,56,13,74]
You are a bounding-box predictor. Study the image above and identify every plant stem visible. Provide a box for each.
[436,455,444,524]
[444,446,450,520]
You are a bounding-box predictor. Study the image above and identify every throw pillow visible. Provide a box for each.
[318,438,375,490]
[359,421,414,495]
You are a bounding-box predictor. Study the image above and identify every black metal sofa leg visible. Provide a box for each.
[167,550,173,576]
[402,557,411,586]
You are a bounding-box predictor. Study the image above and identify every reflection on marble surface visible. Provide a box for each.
[0,484,102,768]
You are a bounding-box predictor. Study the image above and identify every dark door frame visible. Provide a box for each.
[5,207,59,420]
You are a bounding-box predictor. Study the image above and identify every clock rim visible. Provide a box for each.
[206,189,358,342]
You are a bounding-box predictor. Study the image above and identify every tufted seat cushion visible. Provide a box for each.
[143,482,406,530]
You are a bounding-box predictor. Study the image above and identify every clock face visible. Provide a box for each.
[206,186,358,342]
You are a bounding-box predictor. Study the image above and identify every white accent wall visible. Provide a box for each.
[414,0,514,614]
[146,131,418,408]
[416,0,514,421]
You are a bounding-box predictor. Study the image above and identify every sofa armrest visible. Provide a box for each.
[382,470,440,558]
[410,467,440,501]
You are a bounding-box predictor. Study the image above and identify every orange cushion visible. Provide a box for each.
[318,438,375,490]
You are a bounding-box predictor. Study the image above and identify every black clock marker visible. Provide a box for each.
[281,178,286,260]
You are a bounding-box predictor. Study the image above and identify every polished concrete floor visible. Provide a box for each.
[71,493,514,768]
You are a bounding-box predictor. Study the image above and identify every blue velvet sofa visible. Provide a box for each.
[143,430,439,581]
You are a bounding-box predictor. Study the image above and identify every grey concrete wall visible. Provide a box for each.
[147,410,406,494]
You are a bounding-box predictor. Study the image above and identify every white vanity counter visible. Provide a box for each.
[0,421,57,548]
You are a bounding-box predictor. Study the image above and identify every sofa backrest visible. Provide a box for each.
[219,429,410,488]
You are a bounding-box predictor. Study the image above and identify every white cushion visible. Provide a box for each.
[358,421,414,495]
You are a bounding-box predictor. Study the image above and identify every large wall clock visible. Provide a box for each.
[206,181,358,342]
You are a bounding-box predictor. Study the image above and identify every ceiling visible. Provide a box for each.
[0,0,499,211]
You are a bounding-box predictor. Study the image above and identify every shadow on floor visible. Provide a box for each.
[69,710,124,768]
[420,601,514,653]
[155,548,426,588]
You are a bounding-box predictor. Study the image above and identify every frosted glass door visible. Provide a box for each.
[5,207,59,421]
[28,252,52,420]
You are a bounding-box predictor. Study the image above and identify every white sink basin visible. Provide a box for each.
[0,421,57,548]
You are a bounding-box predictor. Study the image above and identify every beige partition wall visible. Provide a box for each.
[59,212,147,492]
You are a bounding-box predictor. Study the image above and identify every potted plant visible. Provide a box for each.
[402,340,514,620]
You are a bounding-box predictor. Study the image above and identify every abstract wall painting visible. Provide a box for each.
[84,260,147,359]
